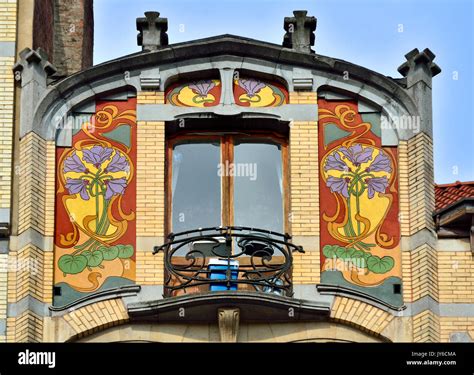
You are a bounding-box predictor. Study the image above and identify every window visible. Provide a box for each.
[167,133,288,235]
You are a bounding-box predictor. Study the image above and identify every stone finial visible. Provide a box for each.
[283,10,316,54]
[397,48,441,87]
[13,47,57,86]
[136,11,169,51]
[12,48,58,138]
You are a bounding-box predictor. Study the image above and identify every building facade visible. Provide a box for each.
[1,3,473,343]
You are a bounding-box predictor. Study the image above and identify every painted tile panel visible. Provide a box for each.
[54,99,137,307]
[318,99,402,307]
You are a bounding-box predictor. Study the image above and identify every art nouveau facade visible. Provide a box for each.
[1,4,473,343]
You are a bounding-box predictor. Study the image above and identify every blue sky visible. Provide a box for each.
[94,0,474,184]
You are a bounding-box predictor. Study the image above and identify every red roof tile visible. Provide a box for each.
[434,181,474,211]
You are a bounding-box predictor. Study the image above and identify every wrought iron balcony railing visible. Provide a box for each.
[153,226,304,298]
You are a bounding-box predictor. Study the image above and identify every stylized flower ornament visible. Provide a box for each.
[105,152,129,173]
[82,145,113,169]
[238,79,266,98]
[326,176,351,198]
[339,144,373,167]
[65,178,90,200]
[366,152,392,173]
[324,151,349,172]
[189,81,215,97]
[365,176,389,199]
[64,153,88,174]
[104,178,127,200]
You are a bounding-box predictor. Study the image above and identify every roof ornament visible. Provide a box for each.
[136,11,169,51]
[283,10,316,54]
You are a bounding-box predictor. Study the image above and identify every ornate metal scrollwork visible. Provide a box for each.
[153,226,304,297]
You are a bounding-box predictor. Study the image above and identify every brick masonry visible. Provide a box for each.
[52,0,93,76]
[137,91,165,104]
[0,56,14,209]
[0,0,16,42]
[62,299,129,340]
[330,296,394,337]
[289,92,320,286]
[413,310,440,343]
[136,121,166,237]
[136,252,164,285]
[17,133,55,236]
[399,133,435,236]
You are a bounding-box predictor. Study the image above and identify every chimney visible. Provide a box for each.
[50,0,94,77]
[137,11,169,51]
[283,10,316,54]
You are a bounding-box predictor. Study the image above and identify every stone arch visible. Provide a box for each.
[50,298,130,342]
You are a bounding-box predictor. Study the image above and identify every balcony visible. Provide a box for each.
[153,226,304,298]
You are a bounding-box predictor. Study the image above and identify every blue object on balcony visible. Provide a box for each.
[208,259,239,291]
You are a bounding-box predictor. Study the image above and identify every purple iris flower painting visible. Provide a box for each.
[63,148,129,202]
[365,176,389,199]
[325,145,391,201]
[104,178,127,200]
[326,176,350,198]
[82,145,113,169]
[65,178,90,200]
[238,79,266,98]
[366,152,392,173]
[324,151,349,172]
[339,144,373,167]
[105,152,129,173]
[63,153,88,174]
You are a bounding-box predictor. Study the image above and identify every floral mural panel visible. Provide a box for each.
[54,99,137,307]
[166,79,221,107]
[233,77,288,107]
[318,99,402,307]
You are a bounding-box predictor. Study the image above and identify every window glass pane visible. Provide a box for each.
[172,141,221,233]
[233,142,284,233]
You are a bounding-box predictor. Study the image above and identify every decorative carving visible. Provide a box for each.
[136,11,169,51]
[283,10,316,54]
[218,308,240,343]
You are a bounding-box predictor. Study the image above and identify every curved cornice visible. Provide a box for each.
[32,34,418,140]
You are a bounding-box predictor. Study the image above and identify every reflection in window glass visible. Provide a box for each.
[172,142,221,233]
[233,142,283,233]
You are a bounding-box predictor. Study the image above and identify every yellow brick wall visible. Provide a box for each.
[0,0,16,42]
[7,246,53,304]
[0,0,16,209]
[0,254,7,320]
[137,91,165,104]
[438,252,474,303]
[289,91,317,104]
[330,296,394,336]
[136,251,164,285]
[62,299,129,339]
[439,317,474,343]
[292,252,320,284]
[7,310,43,343]
[402,244,439,303]
[399,134,435,236]
[413,310,440,342]
[289,121,319,235]
[17,134,55,236]
[288,92,320,286]
[0,56,14,208]
[136,121,166,237]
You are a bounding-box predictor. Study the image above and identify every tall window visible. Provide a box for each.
[168,134,287,234]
